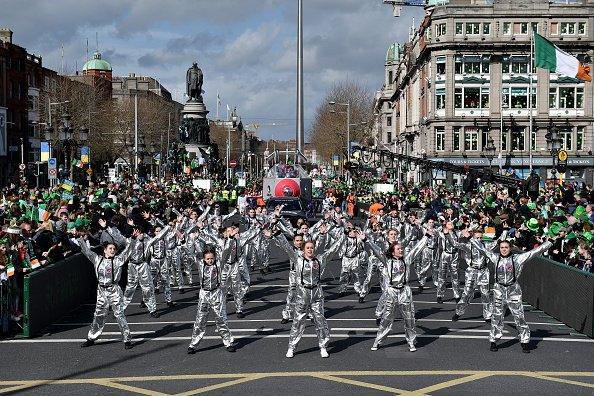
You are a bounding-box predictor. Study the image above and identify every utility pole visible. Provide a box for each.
[296,0,304,159]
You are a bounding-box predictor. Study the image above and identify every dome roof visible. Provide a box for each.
[386,43,402,63]
[83,51,112,71]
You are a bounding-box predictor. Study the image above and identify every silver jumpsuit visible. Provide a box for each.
[436,230,461,299]
[472,240,552,344]
[123,227,169,313]
[77,234,132,344]
[286,236,343,351]
[453,233,505,320]
[420,225,440,287]
[337,234,366,295]
[367,236,428,350]
[149,238,171,303]
[188,256,234,349]
[403,221,426,286]
[200,227,260,315]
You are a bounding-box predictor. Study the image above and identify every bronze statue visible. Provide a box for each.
[186,62,203,101]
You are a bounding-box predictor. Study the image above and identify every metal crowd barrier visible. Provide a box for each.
[23,253,96,337]
[519,257,594,338]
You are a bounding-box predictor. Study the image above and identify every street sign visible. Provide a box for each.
[229,159,238,168]
[87,168,93,176]
[48,158,57,167]
[48,168,57,179]
[19,163,26,171]
[558,150,568,162]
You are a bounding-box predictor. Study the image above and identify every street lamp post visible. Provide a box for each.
[483,136,496,172]
[545,123,563,186]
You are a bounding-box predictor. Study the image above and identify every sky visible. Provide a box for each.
[2,0,423,141]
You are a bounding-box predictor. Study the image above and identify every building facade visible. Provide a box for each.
[375,0,594,184]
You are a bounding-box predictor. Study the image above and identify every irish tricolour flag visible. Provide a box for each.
[534,32,591,81]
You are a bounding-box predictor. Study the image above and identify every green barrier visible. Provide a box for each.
[23,253,96,337]
[519,257,594,338]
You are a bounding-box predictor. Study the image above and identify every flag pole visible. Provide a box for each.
[529,31,534,173]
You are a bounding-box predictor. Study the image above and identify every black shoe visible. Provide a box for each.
[418,285,424,293]
[375,317,381,326]
[358,296,365,303]
[226,344,237,352]
[485,318,491,323]
[237,312,245,319]
[150,311,160,318]
[521,343,530,353]
[437,297,443,304]
[281,318,290,324]
[179,288,185,295]
[167,301,176,308]
[187,346,197,354]
[80,339,94,348]
[125,341,133,350]
[490,342,498,352]
[452,314,460,322]
[140,301,147,308]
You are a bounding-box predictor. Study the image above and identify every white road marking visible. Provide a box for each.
[3,333,593,344]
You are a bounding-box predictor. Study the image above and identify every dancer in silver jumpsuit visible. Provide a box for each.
[367,230,430,352]
[122,224,169,317]
[472,238,552,352]
[284,231,342,358]
[187,247,236,354]
[419,218,440,293]
[337,224,366,297]
[200,223,261,318]
[77,225,134,349]
[148,225,175,307]
[452,226,506,322]
[436,221,461,303]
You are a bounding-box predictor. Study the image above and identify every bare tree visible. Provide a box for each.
[308,80,374,161]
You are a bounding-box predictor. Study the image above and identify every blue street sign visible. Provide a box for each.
[48,158,57,167]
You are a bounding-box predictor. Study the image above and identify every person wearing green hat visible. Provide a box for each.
[471,237,552,353]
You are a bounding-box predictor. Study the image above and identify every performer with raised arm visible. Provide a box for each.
[451,225,507,322]
[281,227,342,358]
[187,246,236,354]
[471,237,552,353]
[436,220,462,303]
[77,224,135,349]
[122,221,170,317]
[366,228,431,352]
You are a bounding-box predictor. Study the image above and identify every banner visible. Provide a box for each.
[40,142,50,162]
[0,107,6,156]
[80,146,90,164]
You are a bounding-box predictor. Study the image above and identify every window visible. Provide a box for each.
[436,88,446,109]
[550,86,584,109]
[560,130,573,150]
[387,131,392,144]
[503,22,511,35]
[464,128,479,151]
[513,22,528,35]
[386,116,392,127]
[435,127,445,151]
[577,127,584,151]
[456,22,463,35]
[453,127,461,151]
[511,128,525,151]
[436,23,447,37]
[466,23,480,35]
[550,22,559,35]
[454,86,490,109]
[578,22,587,35]
[531,131,537,151]
[483,23,491,35]
[436,56,446,74]
[388,71,393,84]
[561,22,576,35]
[455,58,489,74]
[502,86,537,109]
[502,59,529,74]
[502,130,508,151]
[531,22,538,34]
[481,129,489,150]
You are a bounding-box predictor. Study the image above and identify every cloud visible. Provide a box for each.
[1,0,424,140]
